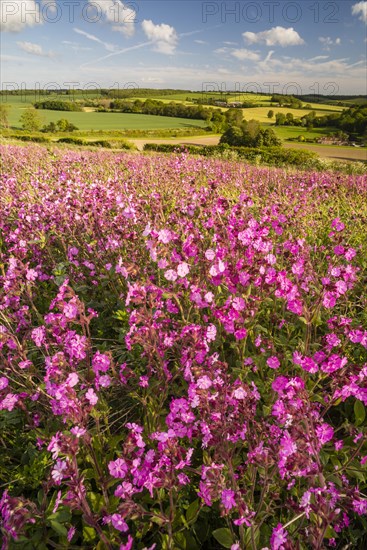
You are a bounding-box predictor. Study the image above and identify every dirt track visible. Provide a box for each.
[131,136,367,163]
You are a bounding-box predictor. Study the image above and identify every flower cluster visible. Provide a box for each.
[0,145,366,549]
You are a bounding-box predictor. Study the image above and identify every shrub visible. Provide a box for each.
[57,137,87,145]
[8,133,51,143]
[143,143,321,169]
[35,100,83,112]
[88,140,113,148]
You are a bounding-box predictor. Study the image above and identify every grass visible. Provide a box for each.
[269,125,334,141]
[7,107,208,131]
[0,92,350,140]
[241,106,342,123]
[342,97,367,105]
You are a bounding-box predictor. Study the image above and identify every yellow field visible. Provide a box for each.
[240,106,342,123]
[129,97,192,105]
[307,103,344,111]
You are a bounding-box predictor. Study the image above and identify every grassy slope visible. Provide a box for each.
[6,105,208,131]
[269,125,335,141]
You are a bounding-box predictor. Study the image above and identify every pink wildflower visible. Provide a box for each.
[270,523,288,550]
[221,489,236,510]
[267,356,280,369]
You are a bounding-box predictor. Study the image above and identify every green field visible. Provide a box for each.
[0,90,356,139]
[6,104,208,131]
[268,124,334,141]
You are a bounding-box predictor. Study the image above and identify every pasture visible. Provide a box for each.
[2,91,344,132]
[5,102,209,130]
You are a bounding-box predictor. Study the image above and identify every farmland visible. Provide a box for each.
[6,104,208,131]
[0,91,346,132]
[1,143,367,549]
[2,90,366,165]
[2,92,366,167]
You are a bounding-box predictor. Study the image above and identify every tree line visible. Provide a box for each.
[34,100,83,112]
[220,119,281,147]
[272,105,367,139]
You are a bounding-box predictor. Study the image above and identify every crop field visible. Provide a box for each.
[2,93,344,133]
[240,106,342,124]
[1,143,367,549]
[5,106,208,131]
[269,125,334,141]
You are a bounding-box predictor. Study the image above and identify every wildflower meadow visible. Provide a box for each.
[0,144,367,550]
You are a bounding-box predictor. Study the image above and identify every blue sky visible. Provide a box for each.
[1,0,366,94]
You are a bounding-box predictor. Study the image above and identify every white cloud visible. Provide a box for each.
[256,54,365,79]
[352,1,367,24]
[264,50,274,63]
[16,41,54,57]
[4,57,364,95]
[62,40,92,52]
[230,48,260,61]
[319,36,341,50]
[80,41,152,68]
[142,20,178,54]
[243,26,304,47]
[214,47,229,54]
[73,27,117,52]
[194,39,207,45]
[308,55,330,62]
[180,29,204,38]
[87,0,136,37]
[0,0,42,32]
[41,0,57,15]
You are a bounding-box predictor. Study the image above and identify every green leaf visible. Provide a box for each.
[48,507,71,523]
[96,542,108,550]
[244,526,260,547]
[186,499,200,524]
[83,526,97,542]
[324,525,337,539]
[174,532,187,549]
[87,491,104,513]
[37,489,44,506]
[354,400,365,426]
[50,520,68,538]
[212,528,234,548]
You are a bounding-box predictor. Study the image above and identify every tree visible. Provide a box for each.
[42,119,79,133]
[219,126,244,146]
[243,119,261,139]
[225,108,243,127]
[275,113,286,126]
[20,108,42,131]
[0,104,10,128]
[209,110,226,132]
[267,110,274,119]
[42,121,57,133]
[56,118,78,132]
[261,128,282,147]
[220,123,282,148]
